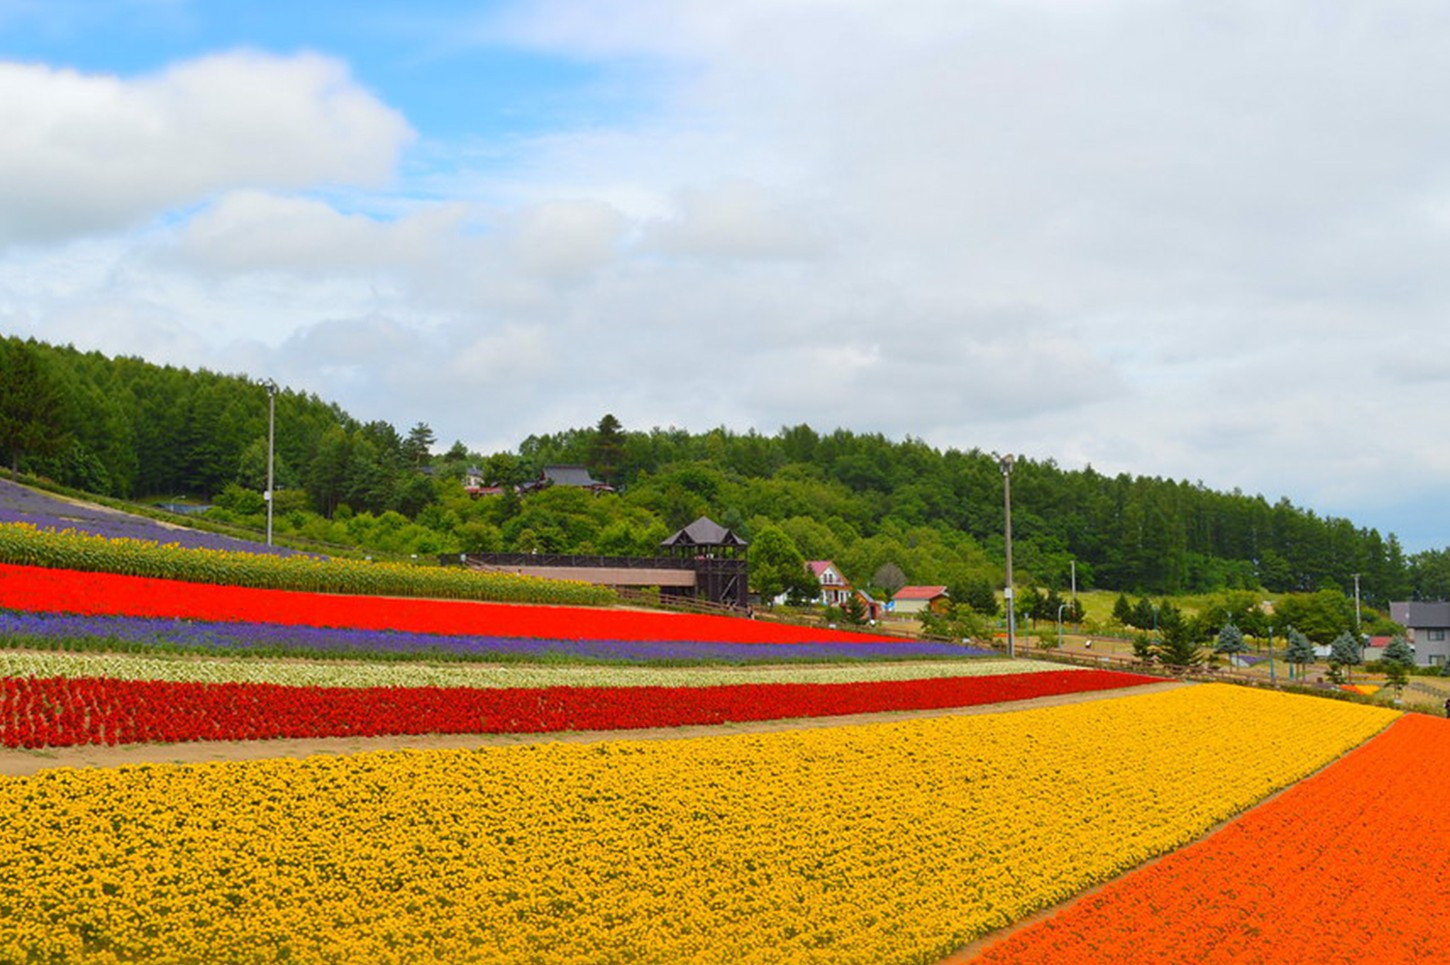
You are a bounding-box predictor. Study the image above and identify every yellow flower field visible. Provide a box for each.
[0,685,1396,964]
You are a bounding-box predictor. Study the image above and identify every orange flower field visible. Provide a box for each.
[971,712,1450,965]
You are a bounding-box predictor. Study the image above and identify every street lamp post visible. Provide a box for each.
[1057,602,1068,651]
[262,379,277,546]
[1267,623,1277,686]
[1000,454,1016,659]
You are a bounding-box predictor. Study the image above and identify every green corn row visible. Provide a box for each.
[0,522,617,606]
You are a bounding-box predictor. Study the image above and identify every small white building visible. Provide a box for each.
[890,585,950,616]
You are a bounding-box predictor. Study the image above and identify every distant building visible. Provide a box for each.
[1388,602,1450,667]
[804,560,853,607]
[890,585,951,616]
[521,464,615,495]
[462,466,507,498]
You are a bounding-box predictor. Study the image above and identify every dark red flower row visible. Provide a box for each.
[0,670,1158,749]
[0,562,899,644]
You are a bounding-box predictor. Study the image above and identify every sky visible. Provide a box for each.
[2,1,1450,551]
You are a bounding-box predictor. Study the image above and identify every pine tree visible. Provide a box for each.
[1284,627,1316,679]
[0,338,70,475]
[1215,620,1248,655]
[1329,631,1363,683]
[1383,635,1415,667]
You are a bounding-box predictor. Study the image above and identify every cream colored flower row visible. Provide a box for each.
[0,685,1396,964]
[0,651,1075,690]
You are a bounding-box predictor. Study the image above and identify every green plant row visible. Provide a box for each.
[0,522,617,606]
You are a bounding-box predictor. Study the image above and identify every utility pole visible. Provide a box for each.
[999,454,1016,659]
[1352,573,1362,639]
[262,379,277,546]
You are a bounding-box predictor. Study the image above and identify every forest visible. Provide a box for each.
[5,334,1450,608]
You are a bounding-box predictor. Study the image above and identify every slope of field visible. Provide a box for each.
[0,685,1395,964]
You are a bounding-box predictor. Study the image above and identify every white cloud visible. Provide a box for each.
[0,50,413,245]
[11,2,1450,549]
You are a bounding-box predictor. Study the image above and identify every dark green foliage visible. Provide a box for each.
[1275,590,1354,645]
[588,414,626,487]
[1154,620,1205,669]
[950,576,999,617]
[0,338,70,475]
[747,526,817,604]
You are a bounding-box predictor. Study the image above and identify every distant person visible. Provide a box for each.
[1444,697,1450,718]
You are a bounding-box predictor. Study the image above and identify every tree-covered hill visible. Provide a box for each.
[4,333,1447,605]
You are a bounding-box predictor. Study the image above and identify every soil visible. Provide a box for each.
[0,680,1185,778]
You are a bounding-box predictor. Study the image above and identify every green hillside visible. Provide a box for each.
[7,333,1450,610]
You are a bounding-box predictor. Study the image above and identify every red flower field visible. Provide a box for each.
[0,668,1158,748]
[0,562,897,644]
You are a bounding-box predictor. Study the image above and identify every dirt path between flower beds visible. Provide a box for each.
[0,680,1186,778]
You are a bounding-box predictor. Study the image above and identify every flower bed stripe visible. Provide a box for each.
[969,712,1449,964]
[0,610,992,662]
[0,562,900,644]
[0,687,1396,963]
[0,652,1071,691]
[0,669,1157,748]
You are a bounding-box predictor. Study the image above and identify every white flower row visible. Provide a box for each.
[0,651,1079,691]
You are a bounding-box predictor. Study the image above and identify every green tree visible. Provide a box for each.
[1382,635,1412,698]
[1328,631,1363,684]
[1215,621,1248,656]
[402,422,436,467]
[949,576,999,617]
[1154,624,1205,670]
[1383,635,1415,668]
[1275,590,1354,645]
[749,526,816,605]
[1153,603,1201,669]
[1284,627,1316,680]
[0,338,70,475]
[589,414,626,488]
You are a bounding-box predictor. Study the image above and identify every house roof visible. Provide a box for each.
[806,560,840,578]
[893,585,949,601]
[1390,601,1450,627]
[661,516,747,547]
[542,464,606,487]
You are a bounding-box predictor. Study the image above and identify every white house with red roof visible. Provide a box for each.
[805,560,854,607]
[890,585,951,615]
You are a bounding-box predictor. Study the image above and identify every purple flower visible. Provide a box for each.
[0,478,305,556]
[0,611,995,663]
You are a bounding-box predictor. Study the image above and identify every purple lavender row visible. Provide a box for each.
[0,610,994,663]
[0,478,303,557]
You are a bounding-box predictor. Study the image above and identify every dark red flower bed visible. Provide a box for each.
[0,562,898,644]
[0,669,1158,748]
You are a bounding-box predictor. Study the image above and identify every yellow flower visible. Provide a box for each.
[0,685,1395,963]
